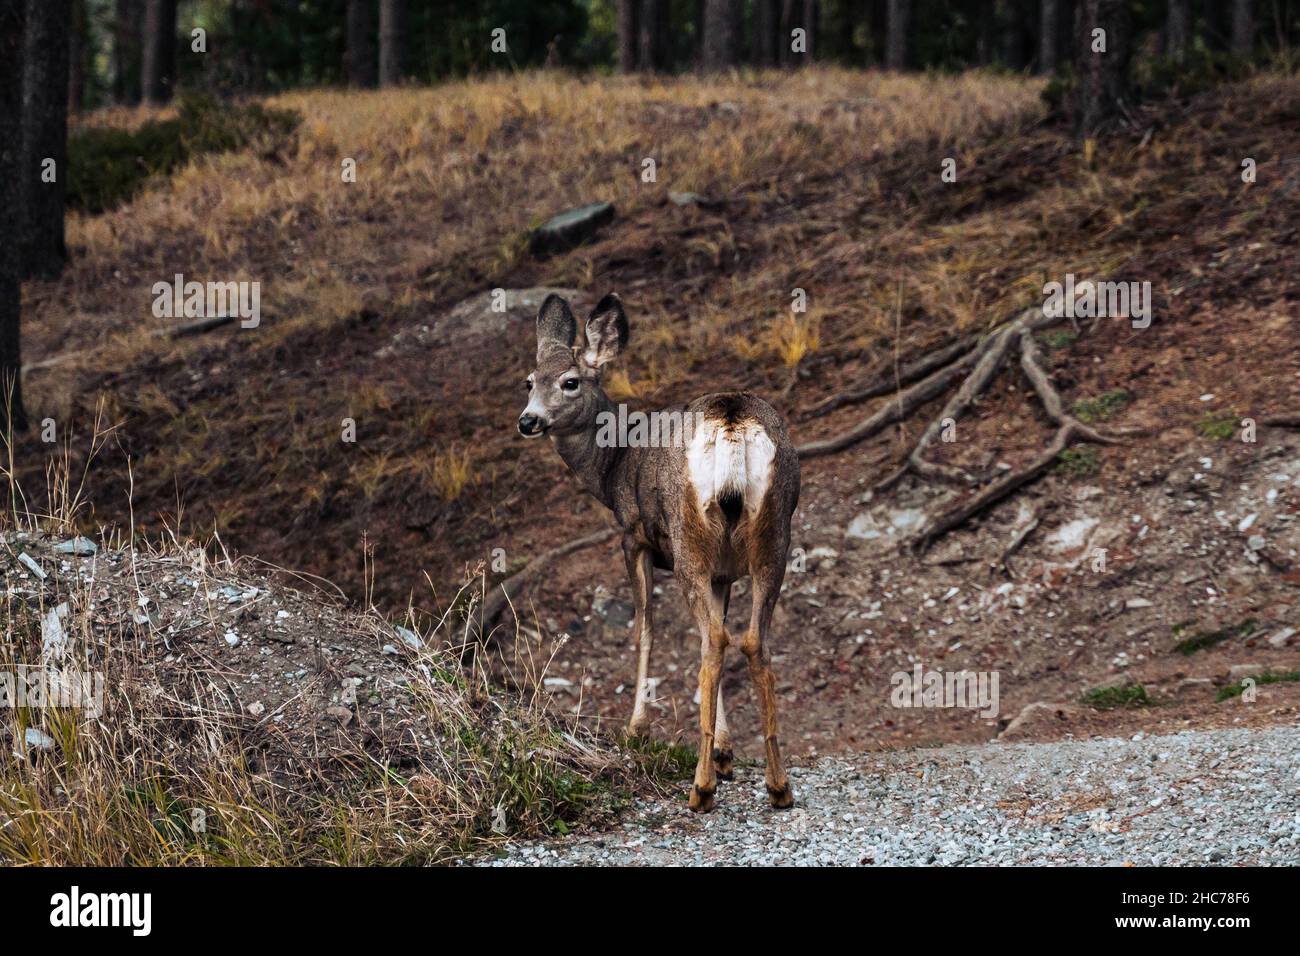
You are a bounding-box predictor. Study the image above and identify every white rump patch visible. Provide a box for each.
[685,420,776,515]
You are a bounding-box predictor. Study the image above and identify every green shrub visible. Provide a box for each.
[1082,683,1150,710]
[1073,389,1131,423]
[68,93,299,214]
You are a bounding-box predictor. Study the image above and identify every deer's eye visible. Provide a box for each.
[524,379,533,391]
[561,378,580,393]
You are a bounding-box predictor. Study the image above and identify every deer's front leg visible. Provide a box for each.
[625,545,655,739]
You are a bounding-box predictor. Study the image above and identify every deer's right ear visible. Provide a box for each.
[536,294,577,357]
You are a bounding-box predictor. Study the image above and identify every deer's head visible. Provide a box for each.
[518,293,628,439]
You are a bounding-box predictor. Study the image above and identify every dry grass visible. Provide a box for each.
[0,434,654,865]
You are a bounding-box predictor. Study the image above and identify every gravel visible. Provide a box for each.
[479,725,1300,866]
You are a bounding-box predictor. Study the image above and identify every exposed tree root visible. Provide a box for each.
[796,305,1130,549]
[803,333,978,420]
[1262,414,1300,428]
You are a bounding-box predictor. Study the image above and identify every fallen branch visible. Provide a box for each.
[1261,414,1300,428]
[474,526,619,639]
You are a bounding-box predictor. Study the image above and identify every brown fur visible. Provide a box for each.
[518,293,800,812]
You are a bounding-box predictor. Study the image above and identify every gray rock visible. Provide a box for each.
[54,536,98,556]
[24,727,55,750]
[530,202,615,255]
[1267,627,1296,649]
[668,191,717,208]
[17,552,46,580]
[591,586,636,629]
[394,626,422,649]
[1228,663,1265,681]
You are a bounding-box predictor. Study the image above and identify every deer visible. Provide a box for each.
[517,292,800,812]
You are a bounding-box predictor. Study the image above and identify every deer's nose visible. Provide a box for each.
[518,413,547,437]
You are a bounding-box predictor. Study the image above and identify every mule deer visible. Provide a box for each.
[517,293,800,812]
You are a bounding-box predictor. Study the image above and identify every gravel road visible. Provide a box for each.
[482,725,1300,866]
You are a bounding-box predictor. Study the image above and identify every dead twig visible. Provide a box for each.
[474,526,618,639]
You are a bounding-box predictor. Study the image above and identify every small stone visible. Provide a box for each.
[54,536,98,556]
[1266,627,1296,649]
[394,626,422,649]
[224,631,239,647]
[247,701,266,717]
[24,727,56,750]
[17,552,46,580]
[529,202,615,255]
[1125,598,1154,609]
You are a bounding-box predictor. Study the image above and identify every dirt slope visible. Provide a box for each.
[15,69,1300,760]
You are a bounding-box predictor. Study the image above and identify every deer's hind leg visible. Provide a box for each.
[711,579,734,780]
[683,572,729,813]
[742,518,794,809]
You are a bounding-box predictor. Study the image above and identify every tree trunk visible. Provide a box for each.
[778,0,797,66]
[702,0,740,70]
[1071,0,1130,138]
[753,0,779,66]
[378,0,407,86]
[113,0,142,104]
[1231,0,1254,54]
[345,0,376,87]
[1039,0,1059,72]
[21,0,71,279]
[617,0,639,72]
[639,0,670,71]
[141,0,176,104]
[68,0,87,113]
[802,0,819,61]
[1,1,29,433]
[885,0,909,69]
[1164,0,1191,58]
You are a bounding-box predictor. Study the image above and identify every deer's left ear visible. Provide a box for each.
[583,293,629,369]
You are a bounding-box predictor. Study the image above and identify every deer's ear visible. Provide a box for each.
[536,294,577,356]
[583,293,629,369]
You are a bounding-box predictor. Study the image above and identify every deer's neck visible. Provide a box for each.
[552,393,623,510]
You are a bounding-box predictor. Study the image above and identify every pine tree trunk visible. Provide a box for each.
[639,0,670,71]
[1071,0,1130,137]
[1165,0,1190,59]
[1039,0,1059,72]
[702,0,740,70]
[346,0,376,87]
[113,0,142,104]
[21,0,71,279]
[617,0,639,72]
[753,0,778,66]
[69,0,87,113]
[141,0,176,104]
[885,0,909,69]
[1231,0,1254,54]
[778,0,797,66]
[803,0,819,61]
[0,1,29,433]
[378,0,407,86]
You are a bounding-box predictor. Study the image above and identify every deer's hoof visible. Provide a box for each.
[767,782,794,810]
[712,748,735,780]
[688,785,716,813]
